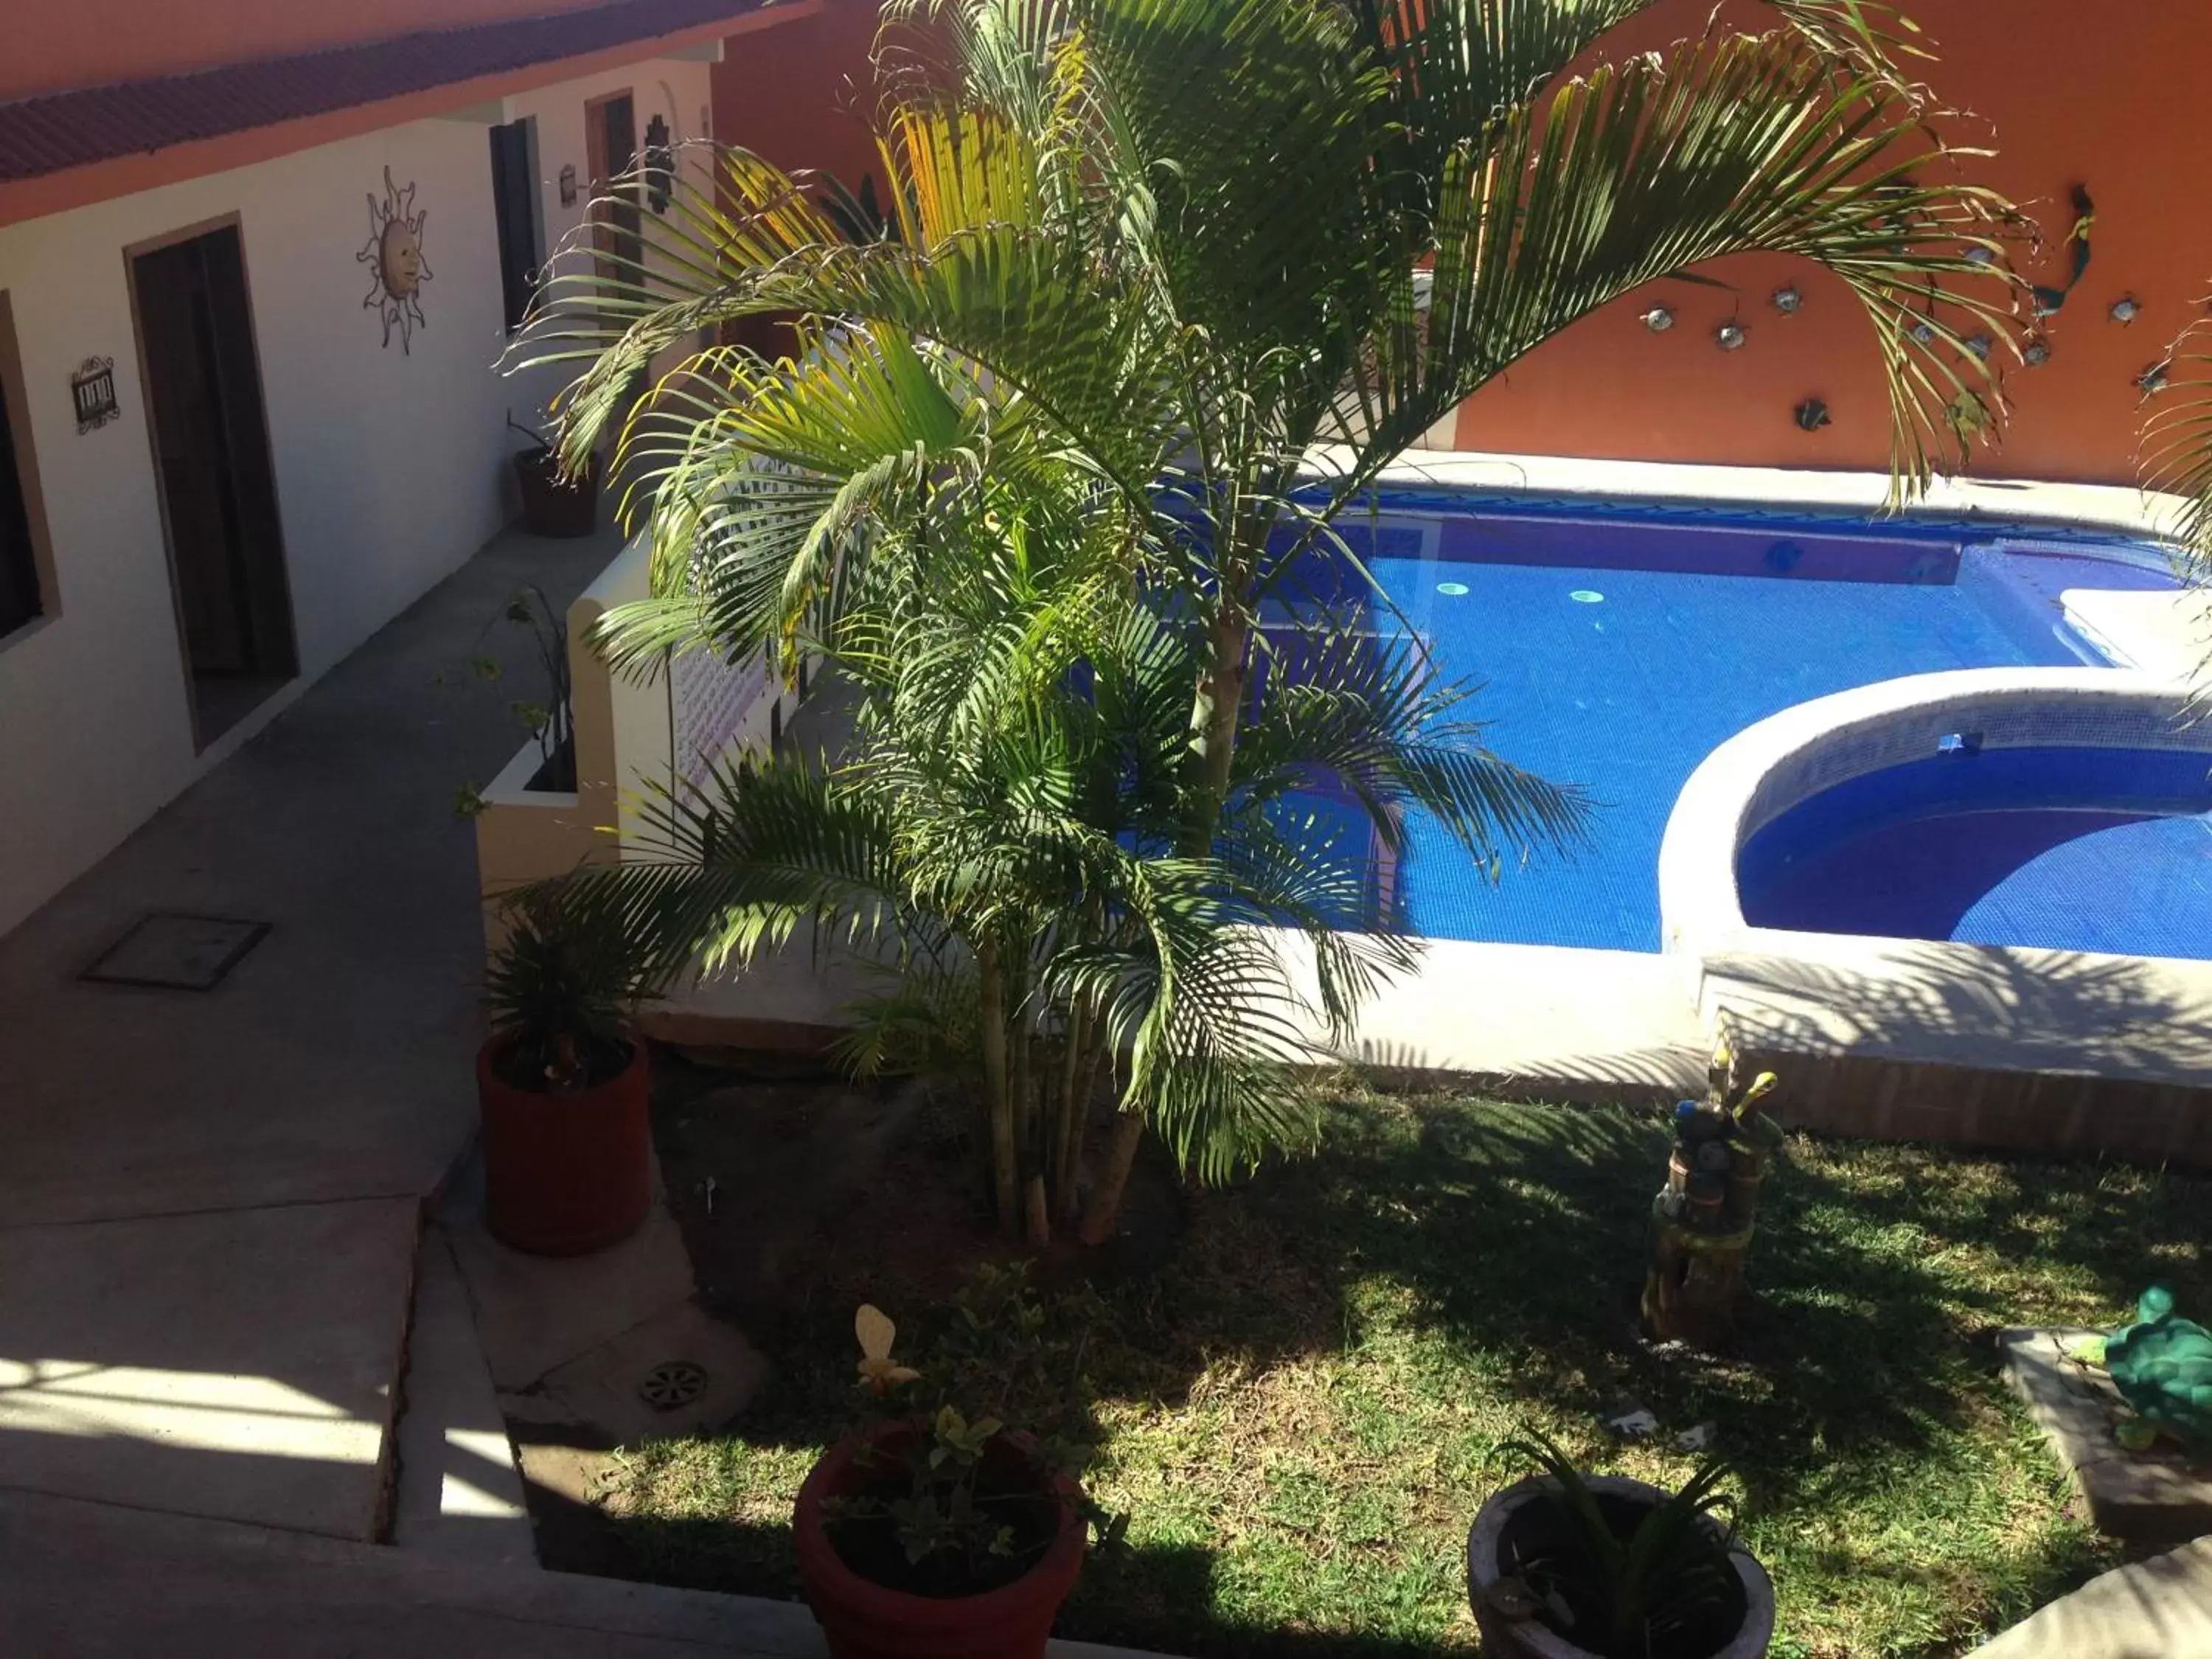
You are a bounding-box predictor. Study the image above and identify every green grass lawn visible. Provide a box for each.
[599,1091,2209,1658]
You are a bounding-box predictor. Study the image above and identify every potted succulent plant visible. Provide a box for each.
[507,414,599,539]
[1467,1430,1775,1659]
[477,883,657,1254]
[793,1306,1105,1659]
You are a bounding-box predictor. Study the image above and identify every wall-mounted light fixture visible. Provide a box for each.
[1771,285,1802,315]
[70,357,119,433]
[1715,322,1747,352]
[1641,305,1674,333]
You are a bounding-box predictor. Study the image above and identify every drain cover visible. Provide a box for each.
[639,1360,709,1411]
[81,913,270,991]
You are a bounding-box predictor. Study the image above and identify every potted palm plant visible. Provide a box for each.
[1467,1430,1774,1659]
[477,883,657,1255]
[793,1307,1102,1659]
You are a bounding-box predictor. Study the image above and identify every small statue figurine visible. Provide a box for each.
[2104,1285,2212,1452]
[1641,1034,1786,1350]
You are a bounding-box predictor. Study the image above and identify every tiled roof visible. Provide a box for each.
[0,0,766,184]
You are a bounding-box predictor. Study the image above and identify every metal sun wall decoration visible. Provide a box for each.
[358,166,433,353]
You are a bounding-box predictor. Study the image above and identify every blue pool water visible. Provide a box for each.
[1739,747,2212,957]
[1309,496,2177,952]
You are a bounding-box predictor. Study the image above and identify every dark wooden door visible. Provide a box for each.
[131,226,294,700]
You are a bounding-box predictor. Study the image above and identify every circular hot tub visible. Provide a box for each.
[1660,669,2212,960]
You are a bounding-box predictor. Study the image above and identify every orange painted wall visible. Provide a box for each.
[712,0,883,195]
[3,0,622,101]
[1453,0,2212,486]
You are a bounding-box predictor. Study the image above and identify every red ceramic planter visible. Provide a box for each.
[476,1034,651,1256]
[794,1423,1087,1659]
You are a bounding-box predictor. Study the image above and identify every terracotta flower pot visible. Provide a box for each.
[1467,1475,1775,1659]
[794,1422,1087,1659]
[512,448,599,539]
[476,1034,650,1256]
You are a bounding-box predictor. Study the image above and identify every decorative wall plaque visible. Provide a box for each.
[357,166,433,352]
[558,164,579,206]
[70,357,119,433]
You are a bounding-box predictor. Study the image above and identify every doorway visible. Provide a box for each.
[129,222,295,747]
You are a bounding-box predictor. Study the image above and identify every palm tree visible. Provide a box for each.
[562,333,1579,1242]
[518,0,2021,1232]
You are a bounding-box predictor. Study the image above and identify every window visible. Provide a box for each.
[488,118,542,332]
[0,296,49,640]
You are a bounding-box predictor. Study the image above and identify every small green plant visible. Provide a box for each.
[823,1302,1122,1597]
[1491,1428,1746,1659]
[484,883,657,1091]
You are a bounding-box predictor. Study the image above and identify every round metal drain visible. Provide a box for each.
[639,1360,709,1411]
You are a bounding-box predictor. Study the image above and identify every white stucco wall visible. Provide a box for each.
[0,54,712,939]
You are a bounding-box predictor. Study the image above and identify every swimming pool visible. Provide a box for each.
[1737,744,2212,956]
[1308,494,2177,952]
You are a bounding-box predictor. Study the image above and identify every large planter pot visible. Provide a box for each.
[794,1422,1086,1659]
[1468,1475,1775,1659]
[512,448,599,539]
[476,1034,650,1255]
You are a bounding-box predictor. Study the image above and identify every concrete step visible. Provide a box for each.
[0,1197,420,1542]
[1974,1535,2212,1658]
[389,1222,535,1568]
[0,1487,1176,1658]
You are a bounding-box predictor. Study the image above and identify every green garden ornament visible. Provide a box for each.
[2104,1285,2212,1452]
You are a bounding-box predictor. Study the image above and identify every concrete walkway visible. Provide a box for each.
[0,520,619,1545]
[0,1487,1156,1658]
[1975,1537,2212,1659]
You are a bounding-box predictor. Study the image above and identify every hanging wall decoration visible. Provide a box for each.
[1794,397,1831,431]
[358,166,432,353]
[1640,305,1674,333]
[2031,185,2096,318]
[1715,321,1747,351]
[2110,296,2142,325]
[69,357,119,433]
[2023,337,2051,366]
[1771,285,1802,315]
[644,114,674,215]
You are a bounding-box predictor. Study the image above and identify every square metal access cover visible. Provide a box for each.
[80,912,271,992]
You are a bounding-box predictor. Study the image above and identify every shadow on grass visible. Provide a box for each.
[593,1083,2209,1656]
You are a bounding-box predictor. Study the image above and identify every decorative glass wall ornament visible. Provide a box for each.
[2139,359,2173,394]
[1640,305,1674,333]
[2111,294,2143,324]
[1964,245,1998,266]
[1910,319,1938,345]
[643,114,674,215]
[1794,397,1831,431]
[2032,184,2097,318]
[69,357,119,433]
[558,164,579,206]
[1715,321,1747,351]
[2023,337,2051,366]
[1771,285,1802,315]
[1962,333,1992,361]
[357,166,432,352]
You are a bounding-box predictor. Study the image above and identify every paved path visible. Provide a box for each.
[0,1487,1155,1658]
[0,522,619,1544]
